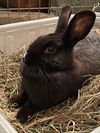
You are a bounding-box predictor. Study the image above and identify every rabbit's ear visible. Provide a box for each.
[64,10,96,49]
[55,6,72,34]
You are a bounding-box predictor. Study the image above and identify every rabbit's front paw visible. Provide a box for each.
[10,92,28,108]
[16,108,28,124]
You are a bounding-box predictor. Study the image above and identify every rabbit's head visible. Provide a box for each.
[22,6,96,79]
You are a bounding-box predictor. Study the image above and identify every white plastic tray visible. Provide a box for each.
[0,113,17,133]
[0,13,100,53]
[91,126,100,133]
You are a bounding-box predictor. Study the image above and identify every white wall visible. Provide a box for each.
[0,13,100,54]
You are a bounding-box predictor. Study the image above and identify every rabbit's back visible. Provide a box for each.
[74,31,100,75]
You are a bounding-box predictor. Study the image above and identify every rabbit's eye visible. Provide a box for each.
[44,46,56,54]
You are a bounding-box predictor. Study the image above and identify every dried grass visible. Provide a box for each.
[0,47,100,133]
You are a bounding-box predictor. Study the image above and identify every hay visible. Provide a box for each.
[0,47,100,133]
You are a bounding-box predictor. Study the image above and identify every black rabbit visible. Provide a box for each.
[11,6,100,123]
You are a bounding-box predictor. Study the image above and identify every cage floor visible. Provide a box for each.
[0,11,53,25]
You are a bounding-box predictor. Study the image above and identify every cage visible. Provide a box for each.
[0,12,100,133]
[0,0,49,8]
[0,0,100,24]
[0,0,100,133]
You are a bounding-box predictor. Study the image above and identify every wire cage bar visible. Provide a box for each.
[0,0,100,25]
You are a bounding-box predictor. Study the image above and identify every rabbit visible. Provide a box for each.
[11,6,100,124]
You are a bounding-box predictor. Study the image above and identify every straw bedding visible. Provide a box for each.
[0,30,100,133]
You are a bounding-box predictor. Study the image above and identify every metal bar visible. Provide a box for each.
[48,0,51,17]
[7,0,10,19]
[38,0,41,18]
[29,0,31,20]
[0,6,95,11]
[56,0,59,16]
[18,0,21,18]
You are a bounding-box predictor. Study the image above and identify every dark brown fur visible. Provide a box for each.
[11,6,100,123]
